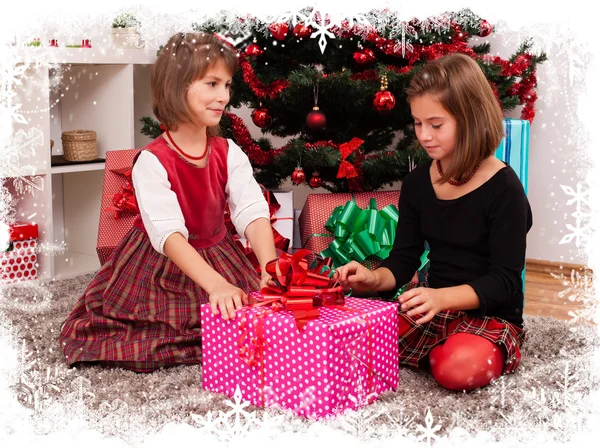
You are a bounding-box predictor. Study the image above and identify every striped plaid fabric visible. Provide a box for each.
[398,309,525,374]
[394,272,525,374]
[59,227,261,373]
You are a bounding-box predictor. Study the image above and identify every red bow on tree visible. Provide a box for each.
[337,137,364,179]
[104,167,139,219]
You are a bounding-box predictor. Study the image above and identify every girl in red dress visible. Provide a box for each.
[334,53,532,391]
[59,32,277,372]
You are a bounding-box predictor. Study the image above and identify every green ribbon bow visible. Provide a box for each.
[319,198,399,268]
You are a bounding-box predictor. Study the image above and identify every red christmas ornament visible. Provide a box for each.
[353,48,376,66]
[269,22,290,41]
[478,20,493,37]
[251,107,272,128]
[245,44,264,57]
[306,83,326,131]
[373,75,396,113]
[309,172,323,188]
[306,106,327,130]
[291,166,306,184]
[293,23,312,39]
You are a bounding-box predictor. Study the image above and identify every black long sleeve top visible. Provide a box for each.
[379,162,533,327]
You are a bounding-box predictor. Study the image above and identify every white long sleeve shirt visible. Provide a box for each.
[131,139,269,255]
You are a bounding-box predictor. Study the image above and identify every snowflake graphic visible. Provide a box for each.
[12,339,69,410]
[191,384,263,442]
[306,10,337,54]
[419,14,453,34]
[347,374,379,409]
[1,128,45,197]
[0,49,28,125]
[65,375,96,405]
[489,375,517,409]
[335,403,387,441]
[559,182,595,248]
[269,7,371,54]
[415,408,442,446]
[389,21,418,57]
[550,268,596,324]
[386,403,418,438]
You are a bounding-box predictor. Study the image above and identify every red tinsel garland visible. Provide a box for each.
[240,59,289,99]
[226,112,281,165]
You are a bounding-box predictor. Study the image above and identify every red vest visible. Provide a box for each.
[133,136,229,249]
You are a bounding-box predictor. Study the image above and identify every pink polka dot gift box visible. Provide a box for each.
[201,250,399,419]
[1,221,38,284]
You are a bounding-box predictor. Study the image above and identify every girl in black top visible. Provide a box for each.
[334,53,532,392]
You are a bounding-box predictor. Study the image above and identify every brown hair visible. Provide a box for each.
[151,32,238,137]
[406,53,504,184]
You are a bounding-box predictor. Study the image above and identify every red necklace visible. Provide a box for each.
[165,130,209,161]
[436,160,482,186]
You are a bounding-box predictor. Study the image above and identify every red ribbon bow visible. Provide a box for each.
[249,249,345,331]
[337,137,364,179]
[104,167,140,219]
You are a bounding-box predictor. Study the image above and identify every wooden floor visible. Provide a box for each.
[524,270,588,321]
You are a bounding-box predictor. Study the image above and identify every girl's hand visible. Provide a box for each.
[260,269,275,289]
[398,287,445,325]
[209,281,248,320]
[332,261,378,292]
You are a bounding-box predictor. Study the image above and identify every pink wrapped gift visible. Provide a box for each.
[201,294,398,418]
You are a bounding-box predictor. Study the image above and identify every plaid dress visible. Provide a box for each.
[397,276,525,374]
[59,137,261,372]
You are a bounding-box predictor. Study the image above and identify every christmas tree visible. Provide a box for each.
[141,8,546,192]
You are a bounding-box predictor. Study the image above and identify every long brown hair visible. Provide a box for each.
[406,53,504,184]
[151,32,238,137]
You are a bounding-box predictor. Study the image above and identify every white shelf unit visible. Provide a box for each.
[12,49,155,281]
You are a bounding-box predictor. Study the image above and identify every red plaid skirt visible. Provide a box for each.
[59,227,261,372]
[398,310,525,374]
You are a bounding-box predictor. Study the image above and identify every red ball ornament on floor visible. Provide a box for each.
[478,20,493,37]
[291,166,306,185]
[309,172,322,188]
[269,22,290,41]
[245,44,264,57]
[306,106,327,130]
[293,23,312,39]
[251,107,272,128]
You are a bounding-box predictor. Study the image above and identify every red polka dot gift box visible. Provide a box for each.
[1,222,39,284]
[201,250,399,418]
[97,149,141,266]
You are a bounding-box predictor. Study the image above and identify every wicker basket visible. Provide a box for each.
[61,130,97,161]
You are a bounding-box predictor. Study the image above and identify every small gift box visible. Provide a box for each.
[97,149,141,265]
[201,250,399,418]
[1,222,39,284]
[225,187,294,272]
[299,191,401,271]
